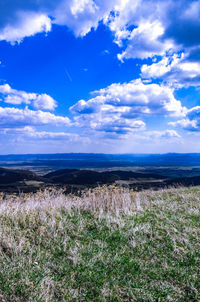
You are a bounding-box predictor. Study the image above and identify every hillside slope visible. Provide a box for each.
[0,186,199,301]
[0,167,45,184]
[44,169,165,185]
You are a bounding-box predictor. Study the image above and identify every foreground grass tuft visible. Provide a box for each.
[0,186,200,301]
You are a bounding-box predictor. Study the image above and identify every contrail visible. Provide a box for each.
[65,69,72,82]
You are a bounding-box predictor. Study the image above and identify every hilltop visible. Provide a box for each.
[0,186,199,301]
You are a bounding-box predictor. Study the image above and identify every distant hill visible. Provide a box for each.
[1,166,200,193]
[0,168,46,184]
[166,175,200,187]
[44,169,119,185]
[44,169,166,185]
[45,168,200,189]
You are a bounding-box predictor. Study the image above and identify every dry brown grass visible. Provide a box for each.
[0,185,199,301]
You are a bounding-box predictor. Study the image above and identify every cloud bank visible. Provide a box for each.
[1,0,200,152]
[0,84,57,110]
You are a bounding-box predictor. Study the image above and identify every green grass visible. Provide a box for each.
[0,186,199,301]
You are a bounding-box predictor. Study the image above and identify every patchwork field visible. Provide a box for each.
[0,186,199,301]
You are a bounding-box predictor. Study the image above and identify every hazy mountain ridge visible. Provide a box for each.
[2,153,200,167]
[44,169,166,185]
[1,165,200,193]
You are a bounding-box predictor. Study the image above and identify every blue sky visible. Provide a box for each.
[1,0,200,154]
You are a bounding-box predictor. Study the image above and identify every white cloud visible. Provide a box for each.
[3,126,79,141]
[0,0,117,42]
[118,21,173,60]
[4,94,31,105]
[0,106,70,127]
[71,79,185,118]
[170,119,198,131]
[124,129,181,142]
[74,114,145,136]
[0,83,12,94]
[105,0,176,60]
[54,0,101,36]
[170,106,200,131]
[0,83,36,105]
[0,12,51,44]
[0,126,91,154]
[0,83,57,110]
[141,53,183,79]
[0,0,199,76]
[1,0,200,151]
[0,0,198,57]
[150,129,181,139]
[141,52,200,87]
[69,79,186,136]
[33,94,57,111]
[107,0,200,59]
[105,0,200,92]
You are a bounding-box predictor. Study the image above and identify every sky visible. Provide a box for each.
[1,0,200,154]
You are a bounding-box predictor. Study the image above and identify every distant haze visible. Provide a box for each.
[1,153,200,167]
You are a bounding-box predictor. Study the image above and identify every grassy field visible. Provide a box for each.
[0,186,199,301]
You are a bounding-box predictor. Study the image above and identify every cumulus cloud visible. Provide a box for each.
[69,79,186,136]
[74,114,145,136]
[102,0,200,92]
[33,94,57,111]
[170,106,200,131]
[0,106,70,127]
[53,0,116,37]
[105,0,174,60]
[141,54,182,80]
[0,0,199,56]
[107,0,200,59]
[0,0,117,42]
[71,79,185,118]
[1,0,200,148]
[118,21,173,60]
[0,83,36,105]
[170,119,198,131]
[0,84,57,110]
[1,0,200,75]
[141,52,200,87]
[0,12,51,44]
